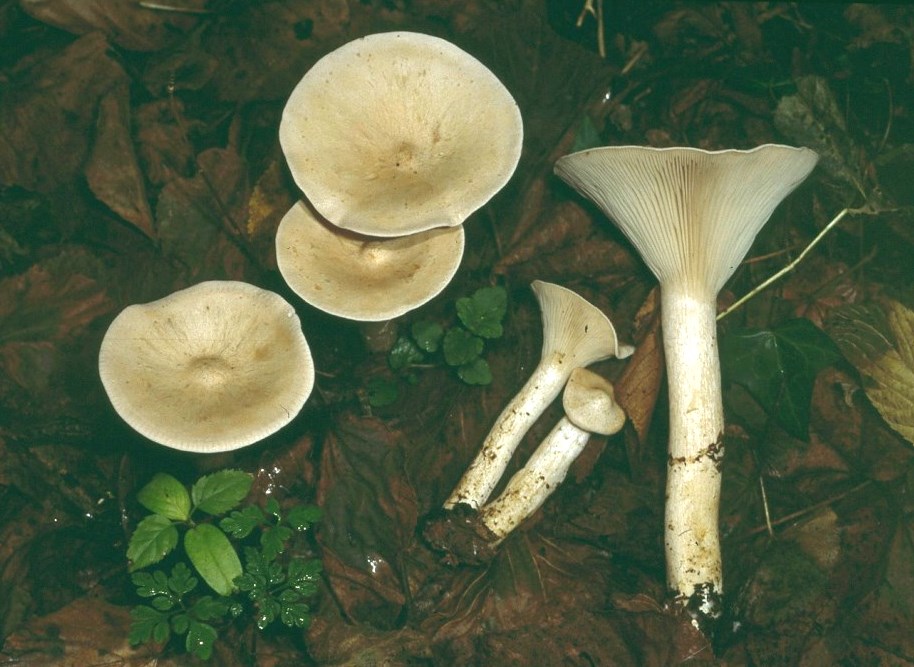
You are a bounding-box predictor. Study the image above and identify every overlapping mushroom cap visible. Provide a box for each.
[279,31,523,237]
[99,281,314,453]
[276,200,465,321]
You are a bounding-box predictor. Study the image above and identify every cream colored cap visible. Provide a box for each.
[276,200,465,321]
[99,281,314,453]
[563,367,626,435]
[279,31,523,237]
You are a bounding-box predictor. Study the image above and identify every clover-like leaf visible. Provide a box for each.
[388,335,425,371]
[136,473,191,521]
[411,319,444,353]
[191,469,253,516]
[456,286,507,339]
[128,514,179,571]
[443,327,484,367]
[185,619,218,660]
[457,357,493,386]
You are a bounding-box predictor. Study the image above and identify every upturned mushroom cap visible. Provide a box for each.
[279,31,523,237]
[554,145,818,297]
[99,281,314,453]
[276,200,465,321]
[532,279,634,364]
[563,367,625,435]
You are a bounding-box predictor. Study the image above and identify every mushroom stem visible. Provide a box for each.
[662,287,724,607]
[479,417,590,541]
[444,358,570,510]
[443,281,629,511]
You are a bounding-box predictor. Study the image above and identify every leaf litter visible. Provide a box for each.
[2,1,914,664]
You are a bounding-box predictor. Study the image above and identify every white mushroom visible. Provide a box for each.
[554,144,818,617]
[275,200,465,321]
[279,31,523,237]
[99,281,314,453]
[479,367,625,541]
[444,280,633,510]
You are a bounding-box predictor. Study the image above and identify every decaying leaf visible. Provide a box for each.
[829,299,914,446]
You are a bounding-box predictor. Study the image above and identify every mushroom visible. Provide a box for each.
[279,31,523,238]
[444,280,633,511]
[479,367,625,541]
[99,280,314,453]
[554,144,818,616]
[275,200,465,321]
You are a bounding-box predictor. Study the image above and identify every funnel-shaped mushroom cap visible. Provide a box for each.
[279,31,523,237]
[532,280,633,365]
[554,145,818,296]
[99,281,314,453]
[563,367,626,435]
[276,200,465,321]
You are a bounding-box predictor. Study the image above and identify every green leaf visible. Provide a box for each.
[829,300,914,445]
[220,504,265,539]
[456,286,507,339]
[260,525,293,561]
[411,319,444,352]
[184,524,243,596]
[443,327,484,367]
[129,605,171,646]
[365,377,398,407]
[167,562,197,596]
[280,601,312,628]
[131,570,170,598]
[388,335,425,371]
[185,619,218,660]
[136,473,191,521]
[190,596,231,622]
[285,505,322,531]
[571,114,603,153]
[720,318,840,439]
[287,557,323,596]
[128,514,179,571]
[255,596,282,630]
[191,470,253,516]
[457,357,493,386]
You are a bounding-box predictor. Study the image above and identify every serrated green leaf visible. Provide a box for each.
[136,473,191,521]
[255,596,281,630]
[280,601,312,628]
[829,300,914,446]
[151,595,174,611]
[171,612,189,635]
[456,286,507,339]
[388,335,425,371]
[167,562,197,596]
[185,619,217,660]
[411,319,444,352]
[191,596,231,622]
[220,505,265,539]
[131,570,170,598]
[285,505,322,531]
[184,524,242,596]
[457,357,493,385]
[191,470,253,516]
[129,605,170,646]
[128,514,179,571]
[720,318,840,439]
[261,525,293,561]
[443,327,484,367]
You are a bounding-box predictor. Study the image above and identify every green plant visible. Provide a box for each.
[126,469,322,660]
[369,286,507,407]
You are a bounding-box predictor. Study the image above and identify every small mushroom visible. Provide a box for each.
[479,367,625,541]
[555,144,818,617]
[275,200,464,321]
[99,281,314,453]
[444,280,632,510]
[279,31,523,238]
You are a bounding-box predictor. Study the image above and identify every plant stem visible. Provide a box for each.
[662,287,724,612]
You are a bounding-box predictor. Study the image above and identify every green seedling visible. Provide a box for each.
[127,470,322,660]
[372,286,507,406]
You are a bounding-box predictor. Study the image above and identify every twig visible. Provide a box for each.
[718,207,851,321]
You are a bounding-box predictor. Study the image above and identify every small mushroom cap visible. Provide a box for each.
[99,281,314,453]
[276,200,465,321]
[279,31,523,237]
[563,367,626,435]
[554,144,818,297]
[532,280,633,366]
